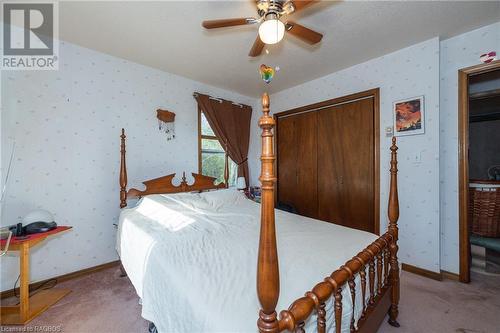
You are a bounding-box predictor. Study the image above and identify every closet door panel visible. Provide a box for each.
[295,112,318,218]
[317,106,345,224]
[277,116,297,210]
[277,112,318,219]
[317,98,374,232]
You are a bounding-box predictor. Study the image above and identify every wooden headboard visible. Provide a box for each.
[119,128,227,208]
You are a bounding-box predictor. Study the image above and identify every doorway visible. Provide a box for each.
[458,60,500,282]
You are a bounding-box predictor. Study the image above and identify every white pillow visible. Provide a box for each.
[198,188,246,210]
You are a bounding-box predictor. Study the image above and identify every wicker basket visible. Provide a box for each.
[469,180,500,238]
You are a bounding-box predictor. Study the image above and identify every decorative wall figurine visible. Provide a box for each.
[480,51,497,63]
[156,109,176,141]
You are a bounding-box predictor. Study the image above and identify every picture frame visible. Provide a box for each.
[393,95,425,137]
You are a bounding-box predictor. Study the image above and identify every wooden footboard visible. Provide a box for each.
[257,93,400,333]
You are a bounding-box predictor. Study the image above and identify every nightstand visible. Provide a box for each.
[0,226,72,325]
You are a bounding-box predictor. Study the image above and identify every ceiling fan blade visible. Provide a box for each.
[290,0,318,12]
[286,21,323,44]
[202,18,255,29]
[248,35,265,57]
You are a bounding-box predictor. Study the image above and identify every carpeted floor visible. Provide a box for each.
[1,267,499,332]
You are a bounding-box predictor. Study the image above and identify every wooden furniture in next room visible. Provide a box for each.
[0,226,72,325]
[275,89,380,233]
[257,93,399,333]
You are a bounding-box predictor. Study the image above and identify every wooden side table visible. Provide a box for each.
[0,226,72,325]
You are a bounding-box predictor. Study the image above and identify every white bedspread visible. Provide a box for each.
[117,189,378,333]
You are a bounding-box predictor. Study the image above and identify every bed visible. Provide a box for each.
[117,93,401,333]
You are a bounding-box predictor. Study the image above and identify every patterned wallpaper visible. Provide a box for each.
[249,38,442,273]
[0,40,256,291]
[439,22,500,273]
[1,22,498,289]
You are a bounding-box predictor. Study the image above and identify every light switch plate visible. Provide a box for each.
[413,151,422,163]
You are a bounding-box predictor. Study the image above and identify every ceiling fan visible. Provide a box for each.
[202,0,323,57]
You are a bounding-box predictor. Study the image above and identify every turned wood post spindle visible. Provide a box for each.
[368,260,375,305]
[257,93,280,333]
[348,278,356,333]
[360,266,367,316]
[334,288,343,333]
[317,302,326,333]
[376,252,383,295]
[119,128,128,208]
[384,248,390,287]
[388,137,400,327]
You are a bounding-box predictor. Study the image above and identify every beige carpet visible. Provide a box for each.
[378,271,500,333]
[1,267,499,333]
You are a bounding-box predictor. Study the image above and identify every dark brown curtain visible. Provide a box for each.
[195,93,252,187]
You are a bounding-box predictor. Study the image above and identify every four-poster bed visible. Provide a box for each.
[255,93,400,333]
[117,93,400,333]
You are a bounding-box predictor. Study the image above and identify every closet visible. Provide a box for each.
[276,89,379,233]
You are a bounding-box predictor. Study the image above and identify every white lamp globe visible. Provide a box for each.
[258,19,285,45]
[22,209,55,224]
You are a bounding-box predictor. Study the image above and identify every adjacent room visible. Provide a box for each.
[1,1,499,333]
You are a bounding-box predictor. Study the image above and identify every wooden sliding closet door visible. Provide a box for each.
[317,98,375,232]
[277,112,318,219]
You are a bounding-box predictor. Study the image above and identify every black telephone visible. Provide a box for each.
[10,222,57,237]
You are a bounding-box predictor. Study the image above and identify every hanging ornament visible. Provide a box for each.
[259,64,275,84]
[156,109,176,141]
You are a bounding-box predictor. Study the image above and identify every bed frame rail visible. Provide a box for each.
[256,93,400,333]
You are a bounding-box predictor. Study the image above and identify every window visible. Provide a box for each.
[198,109,237,186]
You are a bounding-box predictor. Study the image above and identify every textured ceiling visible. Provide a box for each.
[58,1,500,97]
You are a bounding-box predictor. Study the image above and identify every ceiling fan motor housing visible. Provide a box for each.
[257,0,294,20]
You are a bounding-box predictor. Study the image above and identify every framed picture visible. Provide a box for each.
[393,96,425,136]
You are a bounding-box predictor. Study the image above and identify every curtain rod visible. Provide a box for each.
[193,92,245,108]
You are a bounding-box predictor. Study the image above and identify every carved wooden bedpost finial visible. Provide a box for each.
[387,137,400,327]
[119,128,128,208]
[257,93,280,333]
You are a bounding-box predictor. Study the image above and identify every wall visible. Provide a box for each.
[439,22,500,273]
[0,40,256,291]
[249,38,441,273]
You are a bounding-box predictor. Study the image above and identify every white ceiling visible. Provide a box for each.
[58,1,500,97]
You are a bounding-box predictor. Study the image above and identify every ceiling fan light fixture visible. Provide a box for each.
[258,18,285,45]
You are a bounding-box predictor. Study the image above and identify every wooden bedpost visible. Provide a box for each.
[257,93,280,333]
[387,137,400,327]
[120,128,128,208]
